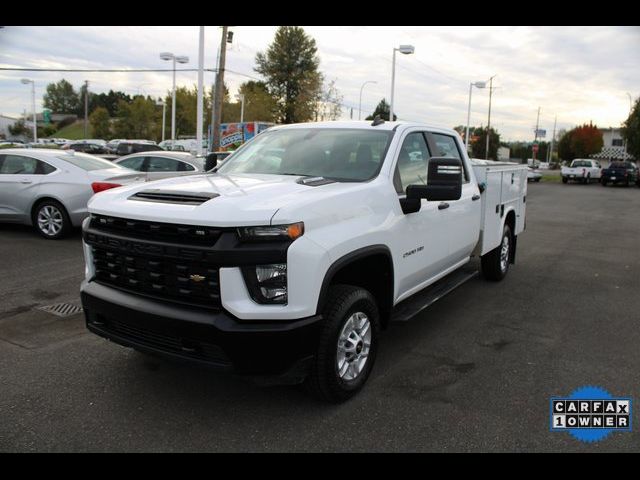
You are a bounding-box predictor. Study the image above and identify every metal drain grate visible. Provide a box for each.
[36,303,83,317]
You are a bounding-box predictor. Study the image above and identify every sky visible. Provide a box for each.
[1,26,638,141]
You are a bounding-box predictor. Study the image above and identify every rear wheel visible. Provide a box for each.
[32,200,71,239]
[481,224,512,282]
[304,285,380,403]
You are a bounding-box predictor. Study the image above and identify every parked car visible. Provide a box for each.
[113,151,205,180]
[105,139,126,154]
[538,162,550,170]
[0,149,140,239]
[63,141,108,154]
[561,159,602,184]
[600,161,640,187]
[116,141,163,156]
[527,167,542,182]
[80,121,528,402]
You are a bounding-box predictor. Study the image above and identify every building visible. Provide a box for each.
[590,127,634,167]
[0,114,19,140]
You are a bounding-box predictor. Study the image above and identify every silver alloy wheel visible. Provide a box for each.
[37,205,63,236]
[336,311,371,382]
[499,233,510,272]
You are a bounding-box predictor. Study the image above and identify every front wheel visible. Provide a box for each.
[304,285,380,403]
[562,177,568,184]
[601,178,608,186]
[481,224,512,281]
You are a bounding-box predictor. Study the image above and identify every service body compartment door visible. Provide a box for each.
[478,169,503,256]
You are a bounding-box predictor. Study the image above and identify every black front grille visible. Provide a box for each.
[90,240,221,310]
[90,214,222,246]
[93,315,231,366]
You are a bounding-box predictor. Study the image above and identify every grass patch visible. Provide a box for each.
[51,120,92,140]
[541,173,562,183]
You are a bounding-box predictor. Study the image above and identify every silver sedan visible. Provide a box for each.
[0,148,140,239]
[112,151,206,181]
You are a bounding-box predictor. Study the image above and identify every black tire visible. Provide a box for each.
[584,174,591,185]
[304,285,380,403]
[562,177,568,184]
[601,178,608,186]
[481,224,512,282]
[535,177,541,182]
[32,199,72,239]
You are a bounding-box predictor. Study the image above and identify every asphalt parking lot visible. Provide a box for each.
[1,181,639,452]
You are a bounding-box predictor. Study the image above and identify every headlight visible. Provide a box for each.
[237,222,304,242]
[242,263,287,304]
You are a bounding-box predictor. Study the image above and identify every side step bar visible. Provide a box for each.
[391,266,479,322]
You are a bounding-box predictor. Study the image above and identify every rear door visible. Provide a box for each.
[427,132,481,264]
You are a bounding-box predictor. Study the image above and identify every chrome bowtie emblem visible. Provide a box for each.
[189,274,206,282]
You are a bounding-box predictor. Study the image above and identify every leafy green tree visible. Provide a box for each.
[90,107,111,139]
[232,81,277,122]
[365,99,396,121]
[113,97,158,139]
[469,127,500,160]
[43,79,80,113]
[255,26,323,123]
[621,96,640,159]
[8,119,29,137]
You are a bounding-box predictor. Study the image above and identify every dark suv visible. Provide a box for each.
[116,142,163,156]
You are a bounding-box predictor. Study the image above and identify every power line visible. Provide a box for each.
[0,66,261,80]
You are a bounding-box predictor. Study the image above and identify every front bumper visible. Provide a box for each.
[81,281,323,377]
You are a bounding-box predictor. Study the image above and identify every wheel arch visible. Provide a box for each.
[316,245,394,328]
[30,195,69,226]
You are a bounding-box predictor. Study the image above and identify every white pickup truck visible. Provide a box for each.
[80,120,527,402]
[561,159,602,184]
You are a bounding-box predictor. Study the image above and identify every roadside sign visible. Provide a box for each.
[532,143,539,153]
[535,129,546,138]
[43,109,51,125]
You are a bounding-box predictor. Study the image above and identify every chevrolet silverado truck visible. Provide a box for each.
[80,120,527,402]
[561,159,602,184]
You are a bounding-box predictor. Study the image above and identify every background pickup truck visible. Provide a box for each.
[561,159,602,184]
[80,120,527,402]
[600,161,640,187]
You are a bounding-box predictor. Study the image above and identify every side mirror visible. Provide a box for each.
[400,157,463,214]
[205,152,218,171]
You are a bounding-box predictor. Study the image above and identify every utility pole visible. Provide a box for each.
[84,80,89,138]
[533,107,541,164]
[211,26,228,152]
[548,115,557,163]
[485,75,496,160]
[196,26,205,156]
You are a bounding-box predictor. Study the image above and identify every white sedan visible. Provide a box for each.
[527,167,542,182]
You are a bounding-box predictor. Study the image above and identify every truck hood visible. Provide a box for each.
[87,172,352,226]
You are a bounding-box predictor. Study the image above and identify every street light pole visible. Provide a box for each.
[21,79,37,143]
[237,94,245,123]
[84,80,89,138]
[160,52,189,142]
[390,45,414,122]
[196,26,205,156]
[465,81,486,153]
[358,80,377,121]
[485,75,496,160]
[156,101,166,142]
[533,106,541,165]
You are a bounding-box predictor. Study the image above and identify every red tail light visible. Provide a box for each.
[91,182,122,193]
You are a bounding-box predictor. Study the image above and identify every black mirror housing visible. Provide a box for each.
[205,153,218,171]
[401,157,463,214]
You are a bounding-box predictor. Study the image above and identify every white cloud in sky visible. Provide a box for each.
[0,25,638,141]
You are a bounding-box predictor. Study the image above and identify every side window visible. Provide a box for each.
[146,156,181,172]
[39,161,56,174]
[178,161,196,172]
[0,155,39,174]
[118,156,146,171]
[430,133,469,183]
[394,132,430,194]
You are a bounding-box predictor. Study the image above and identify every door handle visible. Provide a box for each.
[20,179,33,184]
[472,194,481,201]
[438,202,450,210]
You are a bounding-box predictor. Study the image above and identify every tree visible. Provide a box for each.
[365,99,396,121]
[557,123,603,160]
[255,26,323,123]
[621,96,640,160]
[8,119,30,137]
[90,107,111,139]
[468,126,500,160]
[316,79,343,121]
[113,97,158,139]
[43,79,80,113]
[233,81,277,122]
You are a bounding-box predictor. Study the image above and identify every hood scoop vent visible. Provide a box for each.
[296,176,336,187]
[129,189,219,205]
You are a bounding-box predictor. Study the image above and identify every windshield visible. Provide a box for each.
[217,128,394,181]
[57,152,126,171]
[571,160,591,167]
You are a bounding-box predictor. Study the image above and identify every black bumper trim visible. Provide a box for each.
[81,281,324,375]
